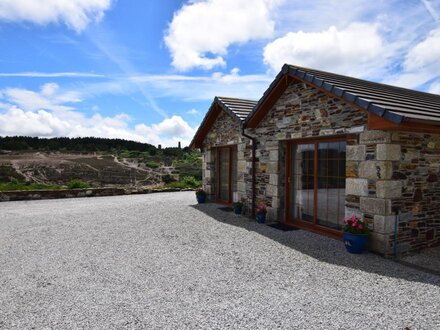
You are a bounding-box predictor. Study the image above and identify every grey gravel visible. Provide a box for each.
[400,246,440,274]
[0,191,439,329]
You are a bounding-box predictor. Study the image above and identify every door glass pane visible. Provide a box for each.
[231,148,237,192]
[291,144,314,222]
[316,141,346,229]
[219,148,230,201]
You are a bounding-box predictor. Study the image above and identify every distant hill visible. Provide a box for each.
[0,136,201,192]
[0,136,160,152]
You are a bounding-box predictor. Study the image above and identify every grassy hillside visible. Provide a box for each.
[0,137,202,191]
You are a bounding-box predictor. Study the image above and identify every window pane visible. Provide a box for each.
[316,141,346,230]
[291,144,314,222]
[318,142,328,159]
[338,160,346,180]
[328,142,339,158]
[318,158,327,177]
[290,140,346,230]
[339,141,347,159]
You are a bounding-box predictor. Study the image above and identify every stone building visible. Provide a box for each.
[190,96,256,205]
[191,64,440,256]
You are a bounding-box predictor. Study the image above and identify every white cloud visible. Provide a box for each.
[186,108,199,115]
[263,23,385,77]
[128,68,271,101]
[404,28,440,72]
[41,83,59,97]
[0,106,146,141]
[0,0,112,32]
[135,116,196,147]
[164,0,282,71]
[421,0,440,22]
[429,81,440,95]
[0,83,196,147]
[1,83,81,112]
[386,27,440,89]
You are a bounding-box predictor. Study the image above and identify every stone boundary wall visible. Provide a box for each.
[0,188,127,202]
[0,187,195,202]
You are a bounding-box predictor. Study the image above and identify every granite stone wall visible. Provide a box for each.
[391,132,440,253]
[201,110,251,204]
[346,130,440,255]
[199,80,439,255]
[245,81,368,222]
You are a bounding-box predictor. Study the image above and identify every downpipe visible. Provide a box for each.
[242,127,256,219]
[393,209,400,258]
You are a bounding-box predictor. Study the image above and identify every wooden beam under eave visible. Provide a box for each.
[368,113,440,134]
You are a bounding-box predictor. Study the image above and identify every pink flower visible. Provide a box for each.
[357,224,363,230]
[352,222,356,227]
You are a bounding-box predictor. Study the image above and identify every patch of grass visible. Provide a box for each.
[164,181,189,189]
[66,179,91,189]
[164,176,201,189]
[181,176,201,188]
[0,165,25,182]
[145,160,161,169]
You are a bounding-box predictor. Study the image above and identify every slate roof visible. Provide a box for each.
[189,96,257,148]
[246,64,440,125]
[216,96,257,121]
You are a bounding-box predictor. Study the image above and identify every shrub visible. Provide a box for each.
[66,179,90,189]
[162,174,176,184]
[165,181,188,189]
[182,176,201,188]
[145,160,161,169]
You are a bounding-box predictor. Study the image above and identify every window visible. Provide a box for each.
[289,139,346,231]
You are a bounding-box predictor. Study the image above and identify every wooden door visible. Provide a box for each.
[286,137,346,237]
[216,146,236,204]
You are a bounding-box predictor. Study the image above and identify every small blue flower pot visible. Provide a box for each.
[234,207,242,215]
[256,214,266,223]
[343,232,368,254]
[196,195,206,204]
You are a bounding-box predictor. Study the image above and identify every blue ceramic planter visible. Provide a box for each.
[196,195,206,204]
[343,232,368,254]
[234,207,242,215]
[256,214,266,223]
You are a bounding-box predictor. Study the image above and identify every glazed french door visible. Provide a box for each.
[216,146,236,204]
[286,138,346,235]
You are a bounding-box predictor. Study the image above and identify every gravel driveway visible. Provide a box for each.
[1,191,439,329]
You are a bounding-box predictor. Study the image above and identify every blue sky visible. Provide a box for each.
[0,0,439,146]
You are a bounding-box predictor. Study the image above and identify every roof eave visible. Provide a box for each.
[190,97,252,149]
[245,64,407,128]
[189,98,219,149]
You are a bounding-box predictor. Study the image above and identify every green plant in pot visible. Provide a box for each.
[232,200,244,215]
[195,188,207,204]
[256,202,267,223]
[342,214,370,254]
